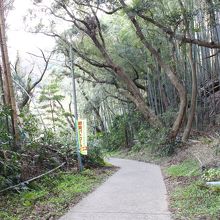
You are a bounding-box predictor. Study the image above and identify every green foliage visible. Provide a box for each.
[41,129,56,145]
[171,182,220,219]
[0,211,19,220]
[0,106,12,149]
[166,159,200,177]
[165,9,183,25]
[161,108,177,127]
[166,159,220,219]
[39,81,64,102]
[21,190,48,207]
[39,78,66,132]
[200,137,213,144]
[133,126,167,152]
[83,135,105,168]
[131,123,180,157]
[131,0,157,15]
[19,109,40,143]
[202,168,220,182]
[100,114,132,151]
[98,111,177,157]
[0,126,77,191]
[0,168,114,220]
[158,139,180,156]
[0,151,21,190]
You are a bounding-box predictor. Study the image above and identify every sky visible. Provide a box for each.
[6,0,77,114]
[7,0,55,62]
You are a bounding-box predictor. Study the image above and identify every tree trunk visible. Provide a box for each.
[0,1,19,148]
[112,64,162,127]
[56,100,75,131]
[81,89,105,131]
[179,0,198,142]
[0,65,10,145]
[57,1,162,128]
[89,33,162,128]
[182,44,197,141]
[0,65,5,104]
[119,4,187,138]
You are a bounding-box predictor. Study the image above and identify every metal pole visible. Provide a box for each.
[69,45,83,171]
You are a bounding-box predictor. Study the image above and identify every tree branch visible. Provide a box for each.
[138,13,220,49]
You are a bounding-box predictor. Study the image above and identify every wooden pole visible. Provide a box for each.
[0,0,19,149]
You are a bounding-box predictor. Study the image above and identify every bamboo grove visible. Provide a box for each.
[39,0,220,141]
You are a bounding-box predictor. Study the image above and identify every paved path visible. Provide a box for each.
[59,158,172,220]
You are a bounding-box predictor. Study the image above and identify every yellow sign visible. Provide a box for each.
[78,119,88,155]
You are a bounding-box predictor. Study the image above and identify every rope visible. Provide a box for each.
[0,162,66,194]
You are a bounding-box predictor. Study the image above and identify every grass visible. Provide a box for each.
[0,168,115,220]
[171,181,220,219]
[165,159,200,177]
[165,159,220,219]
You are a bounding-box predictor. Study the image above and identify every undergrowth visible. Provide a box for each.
[165,159,200,177]
[171,181,220,219]
[0,168,115,220]
[165,159,220,219]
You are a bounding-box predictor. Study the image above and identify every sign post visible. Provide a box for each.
[70,45,83,171]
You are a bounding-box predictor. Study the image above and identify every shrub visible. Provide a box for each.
[19,109,40,144]
[161,108,177,127]
[82,135,105,168]
[0,106,12,149]
[133,126,168,153]
[100,114,133,151]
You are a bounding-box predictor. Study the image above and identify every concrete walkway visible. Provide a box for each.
[59,158,172,220]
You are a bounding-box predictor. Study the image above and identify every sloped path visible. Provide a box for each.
[59,158,172,220]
